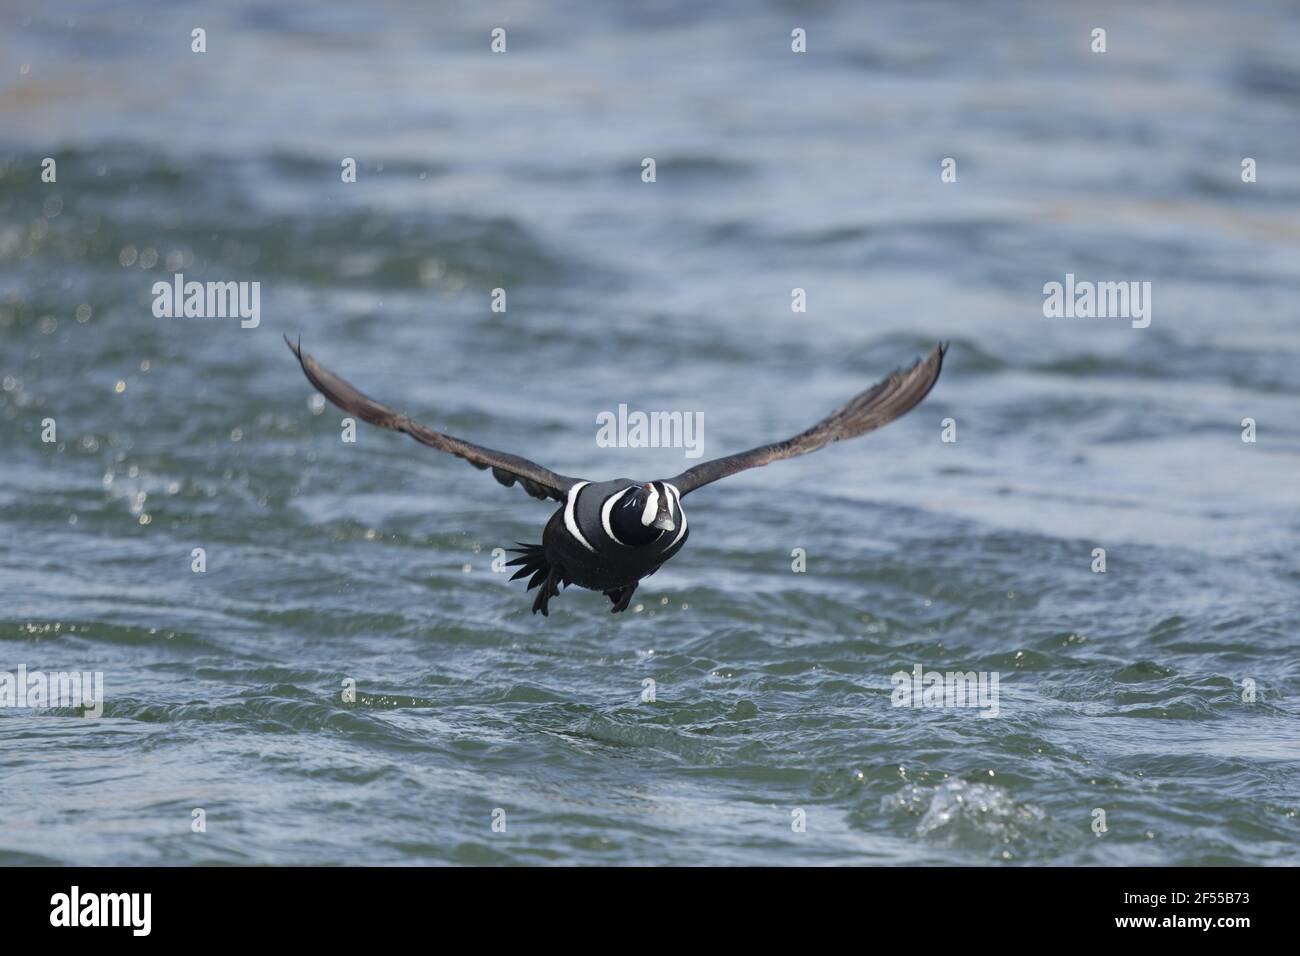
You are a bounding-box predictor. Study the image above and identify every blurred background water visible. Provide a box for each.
[1,0,1298,865]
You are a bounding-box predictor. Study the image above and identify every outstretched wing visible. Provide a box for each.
[665,343,946,496]
[285,337,580,503]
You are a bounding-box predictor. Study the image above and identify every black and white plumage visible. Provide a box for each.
[286,337,946,616]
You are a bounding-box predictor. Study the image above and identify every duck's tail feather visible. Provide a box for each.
[504,542,563,615]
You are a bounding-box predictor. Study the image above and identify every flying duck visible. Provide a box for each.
[286,338,946,615]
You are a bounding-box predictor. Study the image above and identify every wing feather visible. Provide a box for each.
[285,337,578,503]
[665,343,946,496]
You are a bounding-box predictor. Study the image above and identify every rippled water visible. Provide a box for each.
[2,0,1298,865]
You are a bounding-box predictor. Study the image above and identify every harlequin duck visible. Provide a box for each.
[286,337,945,616]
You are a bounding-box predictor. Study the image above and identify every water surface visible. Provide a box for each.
[1,0,1298,865]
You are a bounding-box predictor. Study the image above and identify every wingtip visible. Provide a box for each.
[285,336,310,371]
[926,341,948,377]
[903,342,946,377]
[929,342,947,388]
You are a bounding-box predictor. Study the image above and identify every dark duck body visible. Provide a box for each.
[511,478,689,614]
[286,337,945,616]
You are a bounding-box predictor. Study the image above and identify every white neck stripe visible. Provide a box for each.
[601,487,634,546]
[564,481,597,553]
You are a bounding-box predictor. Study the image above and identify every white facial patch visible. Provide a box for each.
[640,484,660,526]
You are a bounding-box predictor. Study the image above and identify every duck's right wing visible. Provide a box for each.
[286,337,581,503]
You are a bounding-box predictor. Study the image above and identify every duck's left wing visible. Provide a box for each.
[286,337,580,503]
[665,343,946,497]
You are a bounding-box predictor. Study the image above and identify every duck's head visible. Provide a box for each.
[606,481,681,546]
